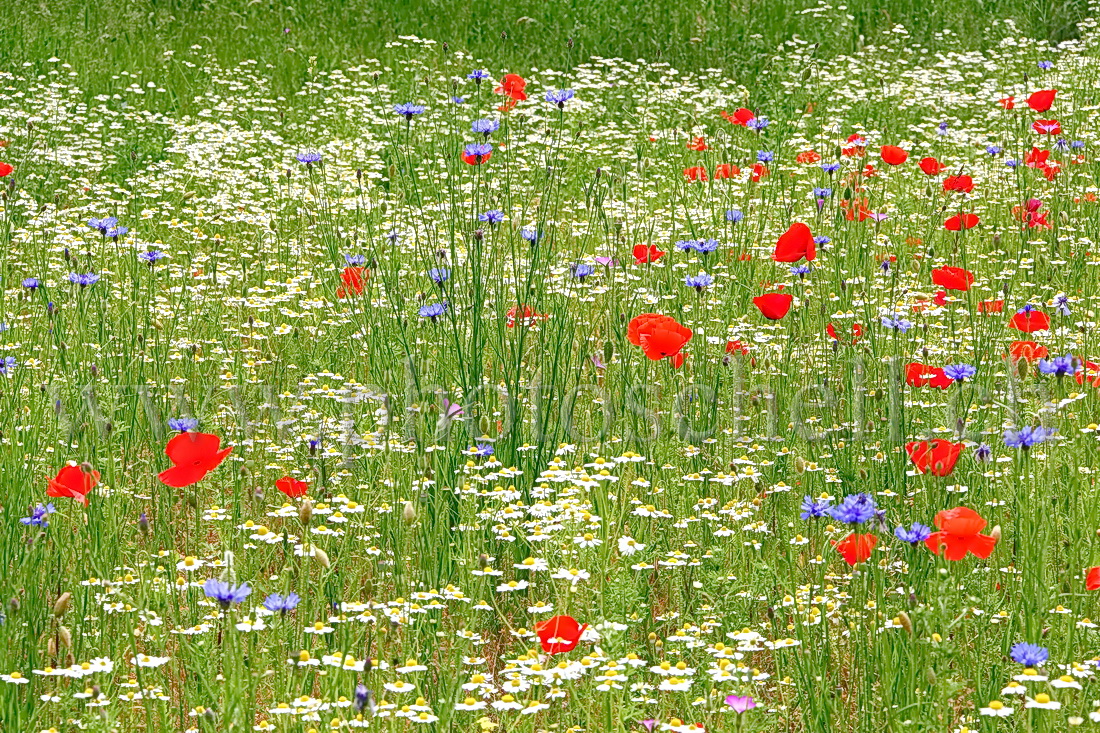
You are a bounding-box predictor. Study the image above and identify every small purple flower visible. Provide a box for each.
[69,273,100,287]
[1037,60,1054,70]
[1011,642,1049,666]
[812,187,832,198]
[943,363,976,382]
[684,273,714,291]
[545,89,575,108]
[881,316,912,333]
[463,142,493,162]
[467,69,492,82]
[756,150,774,163]
[0,356,16,376]
[828,493,877,525]
[986,145,1002,156]
[800,495,831,520]
[139,250,165,265]
[1005,159,1020,168]
[88,217,118,233]
[344,254,366,266]
[262,592,301,615]
[1004,425,1055,450]
[894,522,931,544]
[521,228,541,243]
[813,235,831,246]
[296,151,322,165]
[746,117,770,131]
[394,103,426,119]
[428,268,450,284]
[473,443,494,457]
[22,277,39,289]
[472,119,500,136]
[974,443,993,463]
[821,162,841,174]
[725,209,744,223]
[1038,353,1077,377]
[168,418,199,432]
[1054,293,1071,316]
[202,578,251,609]
[572,263,595,280]
[20,503,56,528]
[419,302,448,320]
[479,210,505,225]
[790,264,812,277]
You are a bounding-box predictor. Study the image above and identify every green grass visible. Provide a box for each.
[3,2,1100,733]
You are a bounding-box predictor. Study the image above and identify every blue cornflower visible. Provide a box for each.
[1054,293,1071,316]
[821,162,841,174]
[937,121,949,135]
[813,187,832,198]
[545,89,575,108]
[451,96,466,104]
[394,103,426,119]
[354,684,373,713]
[746,116,770,131]
[202,578,251,608]
[472,119,500,136]
[428,268,450,284]
[88,216,118,233]
[419,302,448,320]
[881,315,913,332]
[813,236,831,246]
[521,228,541,243]
[463,142,493,162]
[473,443,494,456]
[1037,60,1054,70]
[106,226,128,239]
[572,263,595,280]
[69,273,100,287]
[677,239,720,254]
[828,493,877,525]
[20,503,55,528]
[1054,138,1069,151]
[944,363,977,381]
[974,443,993,463]
[725,209,744,223]
[22,277,39,289]
[1010,642,1049,666]
[467,69,492,82]
[1005,159,1020,168]
[262,592,301,614]
[138,250,165,264]
[296,151,322,165]
[479,210,505,225]
[800,495,832,520]
[685,273,714,291]
[986,145,1002,155]
[344,254,366,266]
[1072,140,1085,149]
[1038,353,1077,377]
[168,418,199,432]
[790,264,812,277]
[756,150,774,163]
[1004,425,1055,449]
[894,523,932,544]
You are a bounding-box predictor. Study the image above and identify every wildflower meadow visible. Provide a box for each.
[8,1,1100,732]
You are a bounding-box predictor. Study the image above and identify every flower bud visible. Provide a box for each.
[402,501,417,525]
[53,592,71,618]
[299,498,313,526]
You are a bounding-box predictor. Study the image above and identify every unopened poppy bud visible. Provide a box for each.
[253,487,264,501]
[926,667,936,685]
[478,416,490,435]
[203,708,217,721]
[478,553,490,569]
[858,468,868,480]
[53,592,71,618]
[990,525,1001,542]
[603,341,614,365]
[138,513,151,535]
[312,547,330,568]
[897,611,913,635]
[402,501,417,525]
[47,637,57,657]
[299,498,313,526]
[58,625,72,648]
[794,457,806,474]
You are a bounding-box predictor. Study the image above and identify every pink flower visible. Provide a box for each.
[725,695,757,713]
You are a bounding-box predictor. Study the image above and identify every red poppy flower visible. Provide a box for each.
[158,432,233,488]
[1025,146,1050,168]
[713,164,740,180]
[47,464,100,505]
[924,507,997,560]
[1032,119,1061,135]
[0,162,12,177]
[669,352,686,369]
[842,133,867,157]
[826,322,863,344]
[943,175,974,193]
[276,476,310,498]
[627,313,692,361]
[495,74,527,102]
[1009,340,1049,362]
[753,293,794,320]
[919,157,946,175]
[750,163,769,182]
[721,108,755,126]
[462,149,491,165]
[1088,566,1100,591]
[632,244,666,264]
[686,137,708,151]
[944,214,979,231]
[998,96,1015,109]
[795,150,821,164]
[536,615,588,655]
[931,266,974,291]
[1008,308,1051,333]
[683,166,709,182]
[880,145,908,165]
[506,304,547,328]
[905,440,964,477]
[905,363,953,390]
[725,340,750,355]
[772,222,816,263]
[1077,360,1100,388]
[977,299,1004,314]
[336,266,368,298]
[834,533,877,566]
[1027,89,1057,112]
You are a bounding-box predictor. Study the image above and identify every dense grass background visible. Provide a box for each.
[0,0,1090,105]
